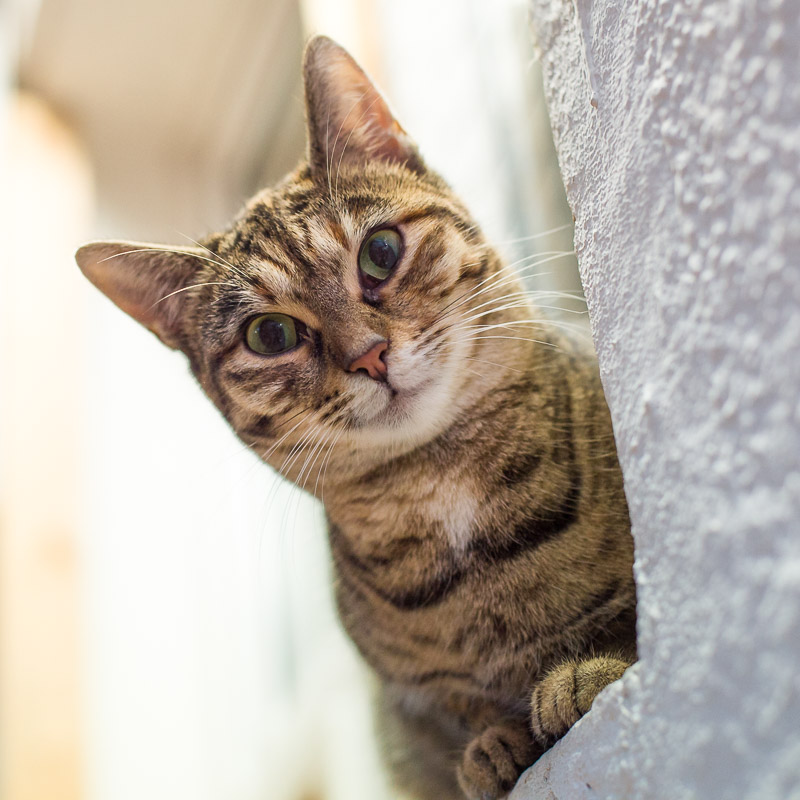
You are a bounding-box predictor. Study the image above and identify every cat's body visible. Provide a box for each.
[76,37,636,800]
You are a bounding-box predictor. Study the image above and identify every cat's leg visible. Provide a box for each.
[375,689,468,800]
[529,654,633,745]
[456,717,543,800]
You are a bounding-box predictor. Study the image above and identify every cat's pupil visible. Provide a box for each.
[258,320,287,351]
[369,238,397,271]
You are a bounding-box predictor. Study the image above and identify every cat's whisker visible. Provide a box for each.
[317,423,347,503]
[434,250,577,326]
[259,411,313,463]
[324,107,336,204]
[277,424,319,477]
[452,298,552,328]
[463,366,488,381]
[455,333,558,349]
[149,281,235,309]
[291,421,333,515]
[273,405,312,432]
[463,356,523,374]
[434,250,561,320]
[293,426,338,545]
[98,247,231,271]
[285,425,331,551]
[493,222,574,246]
[442,285,585,337]
[297,424,332,494]
[467,317,595,343]
[460,313,593,335]
[335,92,381,201]
[328,89,371,206]
[470,284,586,310]
[306,428,334,499]
[451,290,549,323]
[445,254,576,315]
[451,300,585,331]
[272,425,324,553]
[175,231,253,284]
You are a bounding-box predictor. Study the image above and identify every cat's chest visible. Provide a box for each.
[331,549,542,718]
[327,468,481,553]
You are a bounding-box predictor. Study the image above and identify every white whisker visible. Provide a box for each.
[149,281,234,309]
[494,222,573,246]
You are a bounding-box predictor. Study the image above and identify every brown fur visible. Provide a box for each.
[76,37,636,800]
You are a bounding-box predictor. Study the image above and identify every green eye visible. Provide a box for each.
[358,228,402,285]
[245,313,301,355]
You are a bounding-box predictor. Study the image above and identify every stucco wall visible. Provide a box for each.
[514,1,800,798]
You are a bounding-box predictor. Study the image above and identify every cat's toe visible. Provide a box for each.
[530,656,630,745]
[456,723,538,800]
[530,662,584,744]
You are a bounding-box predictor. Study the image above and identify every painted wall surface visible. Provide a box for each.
[514,1,800,798]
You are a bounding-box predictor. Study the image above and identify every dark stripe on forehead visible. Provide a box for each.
[326,220,349,249]
[399,204,481,244]
[249,203,318,276]
[200,289,268,344]
[281,187,315,216]
[340,193,388,216]
[231,226,267,260]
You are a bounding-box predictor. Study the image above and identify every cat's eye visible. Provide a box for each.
[245,313,304,355]
[358,228,402,287]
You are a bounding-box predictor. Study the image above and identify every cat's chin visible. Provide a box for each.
[346,336,469,450]
[350,376,457,451]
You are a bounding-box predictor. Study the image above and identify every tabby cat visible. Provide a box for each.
[76,36,636,800]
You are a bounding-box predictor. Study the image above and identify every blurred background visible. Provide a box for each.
[0,1,578,798]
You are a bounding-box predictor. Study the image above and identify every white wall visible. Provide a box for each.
[514,1,800,798]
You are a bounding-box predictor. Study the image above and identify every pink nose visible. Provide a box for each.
[347,340,389,382]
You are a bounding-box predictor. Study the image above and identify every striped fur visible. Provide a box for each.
[76,37,636,800]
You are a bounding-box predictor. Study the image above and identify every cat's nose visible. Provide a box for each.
[347,340,389,382]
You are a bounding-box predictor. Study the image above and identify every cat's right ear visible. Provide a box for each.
[75,241,204,350]
[302,36,424,179]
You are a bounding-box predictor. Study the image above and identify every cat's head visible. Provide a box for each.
[76,37,507,481]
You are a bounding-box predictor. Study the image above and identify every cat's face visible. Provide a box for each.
[77,37,498,480]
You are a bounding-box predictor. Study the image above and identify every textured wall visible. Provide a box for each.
[514,1,800,798]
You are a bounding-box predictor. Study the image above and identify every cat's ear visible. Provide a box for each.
[303,36,424,179]
[75,241,203,350]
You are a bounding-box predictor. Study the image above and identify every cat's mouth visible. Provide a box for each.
[365,375,436,426]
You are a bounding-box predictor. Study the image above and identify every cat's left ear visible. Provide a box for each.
[76,241,203,350]
[303,36,424,179]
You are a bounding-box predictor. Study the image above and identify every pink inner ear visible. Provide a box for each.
[76,241,201,349]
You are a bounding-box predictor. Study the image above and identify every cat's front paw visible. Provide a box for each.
[456,722,540,800]
[530,655,630,745]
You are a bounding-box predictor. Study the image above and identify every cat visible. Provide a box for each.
[76,36,637,800]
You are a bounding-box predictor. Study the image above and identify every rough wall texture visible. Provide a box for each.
[515,1,800,798]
